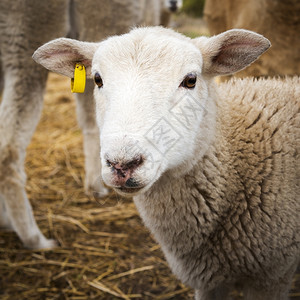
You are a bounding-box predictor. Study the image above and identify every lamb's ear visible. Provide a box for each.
[32,38,99,78]
[193,29,271,76]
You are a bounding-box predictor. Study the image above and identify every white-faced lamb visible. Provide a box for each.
[0,0,162,249]
[34,27,299,299]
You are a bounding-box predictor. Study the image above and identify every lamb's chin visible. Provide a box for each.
[114,186,144,197]
[113,177,159,197]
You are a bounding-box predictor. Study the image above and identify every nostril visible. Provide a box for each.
[106,160,126,177]
[105,155,144,187]
[106,159,113,168]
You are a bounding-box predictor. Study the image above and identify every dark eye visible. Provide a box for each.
[180,73,197,89]
[94,72,103,88]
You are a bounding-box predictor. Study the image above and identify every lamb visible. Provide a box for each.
[33,27,299,299]
[0,0,160,249]
[204,0,300,78]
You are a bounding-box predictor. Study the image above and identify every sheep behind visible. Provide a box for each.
[139,0,182,27]
[160,0,183,26]
[204,0,300,78]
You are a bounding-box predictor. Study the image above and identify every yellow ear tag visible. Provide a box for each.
[71,63,86,93]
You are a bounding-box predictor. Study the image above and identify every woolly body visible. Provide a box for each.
[135,77,300,299]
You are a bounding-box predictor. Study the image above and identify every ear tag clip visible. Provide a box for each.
[71,63,86,93]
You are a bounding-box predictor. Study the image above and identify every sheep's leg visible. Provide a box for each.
[0,0,69,248]
[0,66,57,249]
[74,80,109,197]
[0,171,57,249]
[0,194,12,230]
[0,58,3,94]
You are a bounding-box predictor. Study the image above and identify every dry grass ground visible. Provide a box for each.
[0,14,299,300]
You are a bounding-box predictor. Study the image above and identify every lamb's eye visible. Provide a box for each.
[180,73,197,89]
[94,72,103,88]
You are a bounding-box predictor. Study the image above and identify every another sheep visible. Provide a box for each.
[34,27,299,299]
[0,0,153,249]
[139,0,182,27]
[204,0,300,78]
[160,0,183,27]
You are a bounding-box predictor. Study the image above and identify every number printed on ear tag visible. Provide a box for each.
[71,63,86,93]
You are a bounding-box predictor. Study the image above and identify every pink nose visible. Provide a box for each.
[107,156,143,187]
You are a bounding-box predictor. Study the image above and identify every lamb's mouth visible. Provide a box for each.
[112,177,146,195]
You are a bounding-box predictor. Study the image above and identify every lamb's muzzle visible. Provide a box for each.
[106,155,144,190]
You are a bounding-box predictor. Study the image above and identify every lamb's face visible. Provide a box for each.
[92,28,209,197]
[33,27,270,197]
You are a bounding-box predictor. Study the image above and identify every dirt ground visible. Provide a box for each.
[0,15,299,300]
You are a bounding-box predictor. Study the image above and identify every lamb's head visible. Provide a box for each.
[33,27,270,197]
[163,0,183,13]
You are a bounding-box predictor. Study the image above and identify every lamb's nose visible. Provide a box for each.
[107,156,143,186]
